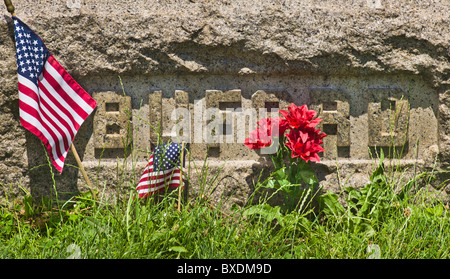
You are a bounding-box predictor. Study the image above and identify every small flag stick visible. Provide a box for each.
[184,144,190,204]
[71,143,97,200]
[3,0,15,16]
[177,141,185,211]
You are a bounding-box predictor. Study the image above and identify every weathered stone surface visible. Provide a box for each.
[0,0,448,204]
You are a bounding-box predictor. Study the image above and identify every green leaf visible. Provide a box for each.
[68,213,80,222]
[243,204,283,223]
[278,179,292,188]
[279,212,312,231]
[169,246,188,253]
[370,163,385,182]
[318,191,345,218]
[299,169,317,185]
[273,168,288,180]
[265,179,276,189]
[355,222,375,238]
[425,205,444,218]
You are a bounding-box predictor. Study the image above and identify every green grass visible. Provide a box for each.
[0,160,449,259]
[1,84,449,259]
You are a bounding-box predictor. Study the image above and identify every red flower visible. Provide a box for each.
[244,128,270,149]
[285,128,326,162]
[244,104,327,163]
[260,117,289,138]
[244,117,288,150]
[280,103,327,162]
[279,104,322,130]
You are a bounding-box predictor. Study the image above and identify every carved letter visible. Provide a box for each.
[93,91,132,150]
[205,90,242,151]
[149,90,189,148]
[310,87,350,159]
[367,87,409,156]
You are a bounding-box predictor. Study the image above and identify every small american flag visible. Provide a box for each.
[136,143,186,198]
[12,17,97,173]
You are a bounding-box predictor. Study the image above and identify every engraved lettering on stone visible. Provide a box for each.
[170,90,191,143]
[149,91,163,148]
[234,106,257,146]
[310,87,350,159]
[367,88,409,149]
[93,92,132,149]
[193,99,204,145]
[149,90,189,148]
[205,89,242,149]
[251,90,292,121]
[250,90,292,155]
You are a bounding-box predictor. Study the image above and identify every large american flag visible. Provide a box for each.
[13,17,97,173]
[136,143,186,198]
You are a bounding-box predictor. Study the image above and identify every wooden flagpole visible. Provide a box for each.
[177,141,185,211]
[4,0,96,201]
[4,0,15,16]
[184,143,190,205]
[71,143,96,200]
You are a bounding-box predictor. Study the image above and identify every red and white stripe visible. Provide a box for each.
[136,155,185,198]
[18,55,97,173]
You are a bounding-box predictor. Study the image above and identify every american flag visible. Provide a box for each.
[12,17,97,173]
[136,143,186,198]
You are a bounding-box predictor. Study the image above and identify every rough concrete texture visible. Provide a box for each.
[0,0,449,204]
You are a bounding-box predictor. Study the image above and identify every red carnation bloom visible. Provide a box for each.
[244,127,270,149]
[244,104,326,162]
[285,128,326,162]
[280,103,327,162]
[259,117,289,138]
[280,104,322,130]
[244,117,288,150]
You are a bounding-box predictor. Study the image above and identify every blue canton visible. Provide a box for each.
[13,17,49,87]
[153,143,182,170]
